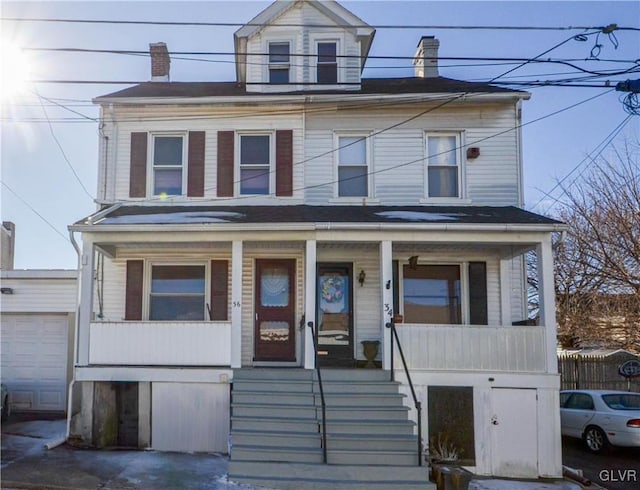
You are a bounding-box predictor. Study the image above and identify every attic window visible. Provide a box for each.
[269,42,290,84]
[317,42,337,83]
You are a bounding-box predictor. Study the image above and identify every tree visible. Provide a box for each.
[538,138,640,351]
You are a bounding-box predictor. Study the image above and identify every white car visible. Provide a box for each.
[560,390,640,453]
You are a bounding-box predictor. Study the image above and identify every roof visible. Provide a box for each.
[95,76,522,101]
[78,204,562,227]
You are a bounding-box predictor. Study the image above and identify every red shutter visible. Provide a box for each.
[276,130,293,197]
[187,131,206,197]
[129,132,148,198]
[125,260,144,321]
[217,131,234,197]
[210,260,229,321]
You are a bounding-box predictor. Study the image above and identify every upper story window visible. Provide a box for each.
[269,42,290,84]
[239,134,271,195]
[317,41,337,83]
[337,135,368,197]
[426,134,461,198]
[152,135,184,195]
[149,265,206,321]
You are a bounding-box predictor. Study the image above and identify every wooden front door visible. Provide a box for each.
[317,263,354,367]
[254,259,296,361]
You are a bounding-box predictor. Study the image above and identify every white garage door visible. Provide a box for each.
[1,314,69,411]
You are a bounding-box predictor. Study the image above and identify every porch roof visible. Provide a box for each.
[77,204,561,229]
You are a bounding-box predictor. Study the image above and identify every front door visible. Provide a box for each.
[254,259,296,362]
[317,264,354,367]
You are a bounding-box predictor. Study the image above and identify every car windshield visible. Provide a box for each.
[601,393,640,410]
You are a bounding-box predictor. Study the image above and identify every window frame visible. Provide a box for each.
[236,132,274,196]
[267,40,292,85]
[423,132,466,201]
[148,133,187,197]
[315,40,339,84]
[399,261,470,325]
[334,132,372,199]
[144,261,209,322]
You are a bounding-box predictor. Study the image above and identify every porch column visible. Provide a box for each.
[380,240,393,370]
[537,236,558,374]
[77,236,95,366]
[231,240,243,369]
[304,240,317,369]
[499,258,512,326]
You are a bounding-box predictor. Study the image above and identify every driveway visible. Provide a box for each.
[563,436,640,490]
[1,414,269,490]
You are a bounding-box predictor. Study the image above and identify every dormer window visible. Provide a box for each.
[268,42,290,84]
[317,42,337,83]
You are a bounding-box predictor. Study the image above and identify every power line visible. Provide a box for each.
[3,16,629,31]
[35,89,96,200]
[0,181,71,244]
[530,114,634,213]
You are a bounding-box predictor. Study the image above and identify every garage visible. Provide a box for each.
[1,314,70,412]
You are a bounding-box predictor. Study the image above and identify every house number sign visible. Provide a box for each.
[618,359,640,379]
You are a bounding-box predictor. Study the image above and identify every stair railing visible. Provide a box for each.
[386,319,423,466]
[307,321,328,464]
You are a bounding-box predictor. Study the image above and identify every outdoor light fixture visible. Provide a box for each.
[408,255,419,270]
[358,269,366,286]
[1,287,14,295]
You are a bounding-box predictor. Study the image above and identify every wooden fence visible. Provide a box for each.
[558,352,640,392]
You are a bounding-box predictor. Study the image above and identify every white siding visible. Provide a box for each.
[151,382,229,452]
[0,273,76,313]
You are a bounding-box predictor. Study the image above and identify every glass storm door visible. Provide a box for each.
[254,259,296,361]
[317,264,354,366]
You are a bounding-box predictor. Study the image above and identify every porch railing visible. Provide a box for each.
[387,319,423,467]
[307,321,328,464]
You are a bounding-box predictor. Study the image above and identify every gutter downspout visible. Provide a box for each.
[47,230,82,450]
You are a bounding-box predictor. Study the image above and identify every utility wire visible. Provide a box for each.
[0,181,71,244]
[3,17,628,30]
[530,114,634,212]
[35,89,95,200]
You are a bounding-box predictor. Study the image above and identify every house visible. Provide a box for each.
[68,0,565,486]
[0,222,77,414]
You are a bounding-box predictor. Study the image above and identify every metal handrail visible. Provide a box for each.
[386,320,423,467]
[307,321,328,464]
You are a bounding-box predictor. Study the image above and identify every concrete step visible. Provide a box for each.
[233,379,314,393]
[328,449,419,466]
[233,368,313,381]
[316,380,403,394]
[232,402,316,419]
[233,391,315,405]
[232,429,321,448]
[326,418,416,435]
[326,433,418,451]
[231,415,319,433]
[231,444,323,464]
[324,405,410,420]
[228,461,433,490]
[319,392,406,406]
[316,369,389,382]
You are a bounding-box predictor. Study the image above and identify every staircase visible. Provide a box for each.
[229,368,434,490]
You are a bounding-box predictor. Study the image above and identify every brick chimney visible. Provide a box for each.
[413,36,440,78]
[150,42,170,82]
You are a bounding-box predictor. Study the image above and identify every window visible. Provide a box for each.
[240,134,270,195]
[317,42,337,83]
[427,134,460,198]
[337,136,368,197]
[149,265,205,321]
[565,393,595,410]
[403,265,461,324]
[152,135,184,195]
[269,42,290,84]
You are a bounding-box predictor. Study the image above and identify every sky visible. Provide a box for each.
[1,0,639,270]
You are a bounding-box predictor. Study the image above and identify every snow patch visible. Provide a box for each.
[376,211,464,221]
[101,211,245,225]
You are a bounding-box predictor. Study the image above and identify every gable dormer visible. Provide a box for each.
[235,0,374,92]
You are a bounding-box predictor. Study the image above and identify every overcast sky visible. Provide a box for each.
[1,1,638,270]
